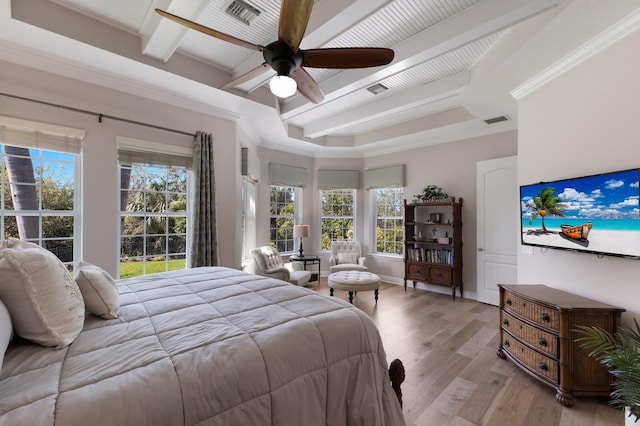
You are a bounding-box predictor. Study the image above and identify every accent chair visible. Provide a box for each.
[329,240,367,273]
[250,246,312,287]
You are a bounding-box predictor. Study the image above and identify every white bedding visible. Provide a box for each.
[0,267,405,425]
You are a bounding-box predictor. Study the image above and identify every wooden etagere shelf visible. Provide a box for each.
[403,197,463,299]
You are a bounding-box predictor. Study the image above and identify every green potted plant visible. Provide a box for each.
[574,319,640,424]
[412,185,448,203]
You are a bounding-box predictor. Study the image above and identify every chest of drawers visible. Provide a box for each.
[496,284,625,407]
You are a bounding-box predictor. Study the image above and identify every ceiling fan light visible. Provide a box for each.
[269,75,297,98]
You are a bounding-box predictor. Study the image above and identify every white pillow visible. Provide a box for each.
[0,238,40,251]
[0,299,13,370]
[74,261,119,319]
[0,239,85,349]
[337,252,358,264]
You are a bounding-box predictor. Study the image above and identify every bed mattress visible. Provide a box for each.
[0,266,405,425]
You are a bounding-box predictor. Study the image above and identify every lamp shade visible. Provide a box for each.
[269,75,297,98]
[293,225,309,238]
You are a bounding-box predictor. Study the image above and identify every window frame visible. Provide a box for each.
[320,188,356,251]
[0,143,81,268]
[118,162,189,279]
[374,187,404,256]
[241,178,257,261]
[269,185,299,253]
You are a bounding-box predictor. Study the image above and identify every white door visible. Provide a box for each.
[476,156,518,305]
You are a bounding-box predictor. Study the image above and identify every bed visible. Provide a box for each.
[0,265,405,425]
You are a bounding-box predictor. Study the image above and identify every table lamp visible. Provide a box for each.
[293,224,310,257]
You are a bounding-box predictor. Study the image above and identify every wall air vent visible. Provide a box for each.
[484,115,510,124]
[225,0,261,26]
[367,83,388,95]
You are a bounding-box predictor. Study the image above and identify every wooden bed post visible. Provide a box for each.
[388,358,405,407]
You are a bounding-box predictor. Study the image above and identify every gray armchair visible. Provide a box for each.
[329,240,367,273]
[250,246,311,286]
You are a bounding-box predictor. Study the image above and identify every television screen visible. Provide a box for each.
[520,168,640,258]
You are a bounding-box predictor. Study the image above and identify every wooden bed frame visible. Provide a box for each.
[389,358,405,407]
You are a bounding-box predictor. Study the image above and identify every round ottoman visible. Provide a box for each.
[328,271,381,304]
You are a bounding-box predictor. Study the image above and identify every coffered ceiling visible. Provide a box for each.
[2,0,639,156]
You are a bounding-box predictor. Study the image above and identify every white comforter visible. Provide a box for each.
[0,267,405,425]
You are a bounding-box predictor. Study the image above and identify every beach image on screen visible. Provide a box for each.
[520,169,640,258]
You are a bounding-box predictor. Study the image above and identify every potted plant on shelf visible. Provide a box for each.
[412,185,448,203]
[574,319,640,424]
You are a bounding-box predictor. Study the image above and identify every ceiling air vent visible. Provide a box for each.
[367,83,388,95]
[484,115,510,124]
[225,0,261,26]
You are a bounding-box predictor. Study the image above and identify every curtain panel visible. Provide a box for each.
[190,131,219,267]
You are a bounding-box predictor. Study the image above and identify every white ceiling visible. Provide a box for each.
[2,0,640,156]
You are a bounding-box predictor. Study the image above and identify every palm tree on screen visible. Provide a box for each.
[526,186,566,233]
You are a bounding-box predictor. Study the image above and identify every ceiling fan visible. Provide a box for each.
[155,0,394,104]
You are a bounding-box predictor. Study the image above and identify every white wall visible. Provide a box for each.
[518,29,640,325]
[0,60,241,274]
[364,131,517,296]
[237,128,261,264]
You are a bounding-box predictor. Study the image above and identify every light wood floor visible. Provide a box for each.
[308,278,623,426]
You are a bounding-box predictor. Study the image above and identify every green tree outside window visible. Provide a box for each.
[375,188,403,255]
[321,189,354,250]
[270,185,296,252]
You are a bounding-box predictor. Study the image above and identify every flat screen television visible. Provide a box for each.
[520,168,640,259]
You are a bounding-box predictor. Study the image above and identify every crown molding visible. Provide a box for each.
[511,8,640,100]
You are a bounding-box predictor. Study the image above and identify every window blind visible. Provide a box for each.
[364,165,405,189]
[117,136,192,168]
[317,169,360,189]
[269,163,307,187]
[0,116,84,154]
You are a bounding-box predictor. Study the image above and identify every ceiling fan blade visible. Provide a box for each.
[278,0,314,52]
[155,9,266,52]
[290,67,324,104]
[302,48,394,69]
[220,63,271,90]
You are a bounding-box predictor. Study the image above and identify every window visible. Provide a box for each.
[241,179,257,260]
[375,188,403,255]
[241,180,248,259]
[1,144,79,267]
[0,120,83,268]
[320,189,355,249]
[119,163,188,278]
[270,185,297,252]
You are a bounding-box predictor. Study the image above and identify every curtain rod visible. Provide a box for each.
[0,91,197,137]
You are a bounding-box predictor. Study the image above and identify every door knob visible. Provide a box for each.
[478,247,484,252]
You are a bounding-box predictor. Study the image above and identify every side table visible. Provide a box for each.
[290,254,321,285]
